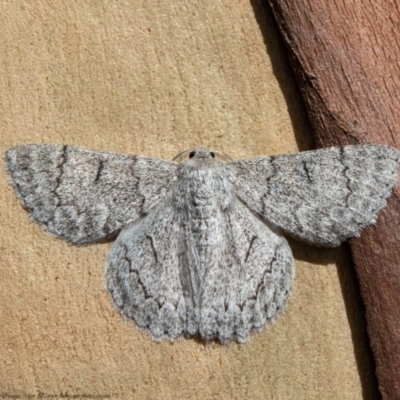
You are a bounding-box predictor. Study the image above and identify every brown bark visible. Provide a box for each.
[266,0,400,398]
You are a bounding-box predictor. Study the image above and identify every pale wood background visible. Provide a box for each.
[0,1,375,399]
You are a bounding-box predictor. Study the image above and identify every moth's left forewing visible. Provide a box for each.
[5,145,179,245]
[225,145,400,247]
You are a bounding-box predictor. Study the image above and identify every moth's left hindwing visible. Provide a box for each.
[5,145,178,244]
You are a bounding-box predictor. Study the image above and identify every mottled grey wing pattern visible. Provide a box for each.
[106,200,188,341]
[5,143,399,344]
[5,145,178,244]
[225,145,399,246]
[106,194,293,343]
[198,199,293,343]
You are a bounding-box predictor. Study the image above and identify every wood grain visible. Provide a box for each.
[267,0,400,398]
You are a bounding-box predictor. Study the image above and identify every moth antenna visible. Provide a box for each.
[172,148,232,162]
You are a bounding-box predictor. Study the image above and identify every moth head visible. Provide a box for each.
[173,147,231,162]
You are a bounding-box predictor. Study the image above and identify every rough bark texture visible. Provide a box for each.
[267,1,400,398]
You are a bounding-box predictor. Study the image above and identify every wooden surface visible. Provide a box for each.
[0,1,378,399]
[267,1,400,398]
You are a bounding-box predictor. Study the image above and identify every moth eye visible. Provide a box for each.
[210,152,215,158]
[189,151,196,159]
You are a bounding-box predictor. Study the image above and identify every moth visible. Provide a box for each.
[5,144,399,343]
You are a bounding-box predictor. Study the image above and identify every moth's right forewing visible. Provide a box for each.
[225,145,399,246]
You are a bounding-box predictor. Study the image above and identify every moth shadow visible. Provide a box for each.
[287,237,380,400]
[248,0,315,153]
[288,237,339,266]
